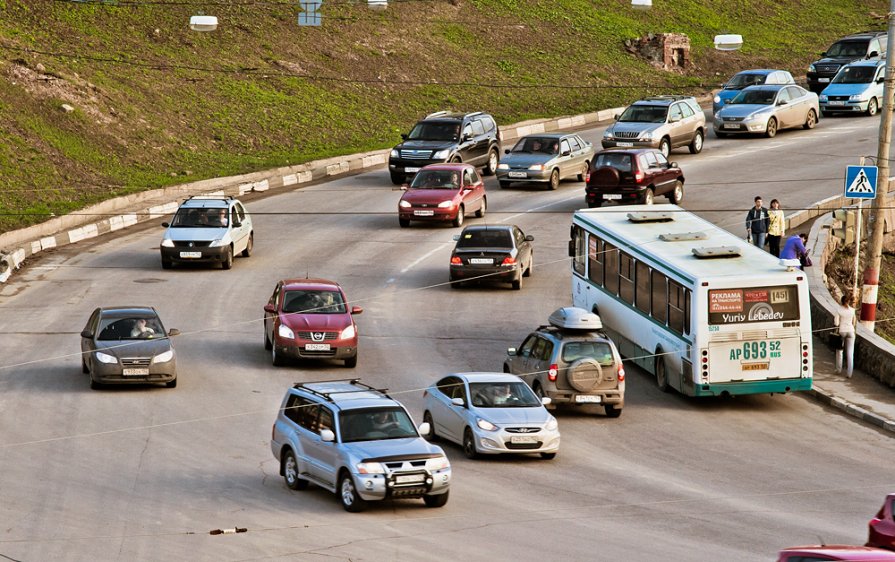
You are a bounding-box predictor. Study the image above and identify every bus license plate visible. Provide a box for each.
[510,435,538,444]
[179,251,202,258]
[122,368,149,376]
[395,474,425,484]
[575,395,601,403]
[742,362,769,371]
[305,343,330,351]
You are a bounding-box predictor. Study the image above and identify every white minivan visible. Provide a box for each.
[159,195,253,270]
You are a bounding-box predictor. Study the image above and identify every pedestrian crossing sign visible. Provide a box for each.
[844,165,878,199]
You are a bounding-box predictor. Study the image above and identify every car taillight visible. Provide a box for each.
[451,256,462,265]
[617,366,625,382]
[585,171,590,183]
[502,256,516,265]
[548,364,558,382]
[635,170,644,182]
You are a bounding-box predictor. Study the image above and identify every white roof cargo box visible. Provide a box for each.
[548,307,602,330]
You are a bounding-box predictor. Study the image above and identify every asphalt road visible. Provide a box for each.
[1,112,893,562]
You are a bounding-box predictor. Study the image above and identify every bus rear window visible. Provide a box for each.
[708,285,799,324]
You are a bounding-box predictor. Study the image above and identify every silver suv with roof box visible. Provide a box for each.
[504,307,625,417]
[159,195,253,270]
[602,95,706,157]
[270,379,451,512]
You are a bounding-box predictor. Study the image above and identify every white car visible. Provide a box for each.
[422,372,560,460]
[159,195,253,270]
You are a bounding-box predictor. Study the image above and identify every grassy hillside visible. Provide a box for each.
[0,0,886,231]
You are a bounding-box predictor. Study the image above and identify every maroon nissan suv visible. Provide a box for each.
[585,148,684,207]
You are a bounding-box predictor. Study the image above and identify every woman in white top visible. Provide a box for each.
[767,199,785,257]
[834,294,857,378]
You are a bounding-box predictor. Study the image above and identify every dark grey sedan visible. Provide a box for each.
[496,133,594,190]
[80,306,179,389]
[449,224,533,290]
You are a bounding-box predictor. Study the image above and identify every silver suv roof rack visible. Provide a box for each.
[425,110,451,119]
[293,378,391,402]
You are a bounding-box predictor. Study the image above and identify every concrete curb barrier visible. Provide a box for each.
[810,385,895,434]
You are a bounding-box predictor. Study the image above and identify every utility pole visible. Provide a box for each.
[861,0,895,331]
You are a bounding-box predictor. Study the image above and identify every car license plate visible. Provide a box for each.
[818,78,830,83]
[305,343,331,351]
[510,435,538,444]
[508,171,527,178]
[122,368,149,376]
[405,167,420,173]
[414,210,435,216]
[616,141,634,147]
[827,101,844,106]
[395,474,425,484]
[179,251,202,258]
[603,194,622,200]
[469,258,493,264]
[742,362,769,371]
[723,123,740,129]
[575,395,601,403]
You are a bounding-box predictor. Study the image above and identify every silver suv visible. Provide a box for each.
[601,95,706,157]
[270,379,451,512]
[503,307,625,417]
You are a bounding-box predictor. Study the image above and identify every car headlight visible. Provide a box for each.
[476,418,498,431]
[850,93,868,101]
[437,200,454,208]
[528,164,544,171]
[340,324,356,340]
[602,130,613,139]
[399,200,412,208]
[390,149,399,158]
[209,239,226,247]
[277,324,294,339]
[545,416,558,431]
[809,64,816,72]
[432,149,450,159]
[95,351,117,364]
[713,95,721,104]
[639,131,653,140]
[497,163,509,170]
[425,455,450,471]
[819,94,828,102]
[153,349,174,364]
[160,239,175,248]
[356,462,385,474]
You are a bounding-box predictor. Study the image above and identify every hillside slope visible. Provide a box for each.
[0,0,886,231]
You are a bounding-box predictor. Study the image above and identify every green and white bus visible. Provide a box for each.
[569,204,812,397]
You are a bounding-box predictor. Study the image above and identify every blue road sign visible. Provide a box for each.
[844,165,878,199]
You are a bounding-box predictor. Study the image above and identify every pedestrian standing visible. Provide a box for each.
[767,199,785,257]
[834,293,857,378]
[745,196,770,250]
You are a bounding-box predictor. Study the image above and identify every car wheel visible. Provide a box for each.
[668,180,684,205]
[532,383,545,400]
[483,149,499,176]
[659,137,671,157]
[868,98,879,116]
[344,354,357,368]
[656,356,670,392]
[283,450,309,491]
[161,257,173,270]
[641,188,655,205]
[475,197,486,218]
[222,247,233,270]
[339,471,368,512]
[577,161,589,182]
[398,217,410,228]
[264,329,272,351]
[765,118,778,138]
[511,273,522,291]
[241,233,254,257]
[803,109,817,130]
[390,171,405,185]
[688,130,704,154]
[499,181,511,189]
[165,378,177,388]
[548,169,560,191]
[82,358,89,374]
[540,452,557,460]
[463,428,479,459]
[604,405,622,418]
[523,254,532,277]
[423,411,438,441]
[423,490,449,508]
[452,205,465,228]
[272,344,285,367]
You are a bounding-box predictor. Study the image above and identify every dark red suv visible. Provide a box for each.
[585,148,684,207]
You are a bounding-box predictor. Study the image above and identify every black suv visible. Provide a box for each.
[388,111,502,185]
[807,31,887,93]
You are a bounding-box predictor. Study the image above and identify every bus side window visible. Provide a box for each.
[651,270,667,324]
[684,289,691,335]
[604,243,619,296]
[668,280,685,334]
[635,260,650,314]
[572,226,586,275]
[619,252,634,305]
[588,235,603,286]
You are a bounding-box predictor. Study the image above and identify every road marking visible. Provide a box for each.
[399,243,452,274]
[500,194,582,222]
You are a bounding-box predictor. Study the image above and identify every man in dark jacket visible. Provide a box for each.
[745,196,770,250]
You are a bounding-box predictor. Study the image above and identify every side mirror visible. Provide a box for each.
[167,328,181,337]
[614,114,620,121]
[462,133,472,142]
[351,306,363,315]
[263,304,276,313]
[524,234,534,241]
[80,330,93,339]
[879,77,886,83]
[820,51,826,57]
[161,222,170,228]
[777,100,788,106]
[401,183,409,191]
[669,115,681,123]
[418,422,431,436]
[504,148,510,154]
[561,150,571,157]
[868,51,879,58]
[507,347,517,356]
[232,221,241,228]
[320,429,335,442]
[669,161,678,169]
[400,133,408,140]
[452,234,461,242]
[568,240,575,257]
[451,397,465,407]
[541,397,552,406]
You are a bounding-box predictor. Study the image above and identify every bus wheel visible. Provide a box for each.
[656,356,670,393]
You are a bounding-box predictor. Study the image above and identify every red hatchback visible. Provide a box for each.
[869,493,895,551]
[263,279,363,368]
[398,163,487,228]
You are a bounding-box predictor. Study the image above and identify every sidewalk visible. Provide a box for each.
[810,335,895,434]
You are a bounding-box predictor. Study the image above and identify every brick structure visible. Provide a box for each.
[624,33,691,72]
